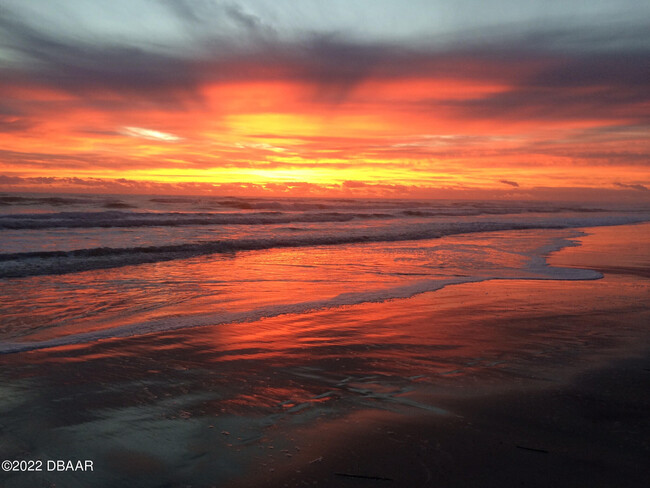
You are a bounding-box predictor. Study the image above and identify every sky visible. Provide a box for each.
[0,0,648,200]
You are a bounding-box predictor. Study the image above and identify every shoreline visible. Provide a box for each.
[0,222,636,355]
[231,222,650,487]
[0,222,648,487]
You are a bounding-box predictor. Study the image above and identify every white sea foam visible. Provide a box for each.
[1,212,647,278]
[0,231,603,354]
[0,195,644,353]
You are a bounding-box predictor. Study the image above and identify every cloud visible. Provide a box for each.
[1,2,648,196]
[614,182,648,192]
[0,10,202,106]
[2,174,650,202]
[342,180,367,188]
[0,115,32,132]
[499,179,519,187]
[160,0,274,37]
[437,50,649,124]
[120,126,182,142]
[2,0,648,111]
[234,142,285,152]
[0,175,24,184]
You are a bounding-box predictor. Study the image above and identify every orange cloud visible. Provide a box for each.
[1,27,648,199]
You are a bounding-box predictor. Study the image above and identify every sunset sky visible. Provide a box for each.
[0,0,648,199]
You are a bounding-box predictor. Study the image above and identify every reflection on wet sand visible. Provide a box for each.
[0,224,648,487]
[0,228,573,345]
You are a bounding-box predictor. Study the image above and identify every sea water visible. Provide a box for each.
[1,193,648,353]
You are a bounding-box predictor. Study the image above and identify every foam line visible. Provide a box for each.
[0,257,602,355]
[2,216,647,278]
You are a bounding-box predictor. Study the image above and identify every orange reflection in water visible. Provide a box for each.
[12,248,647,417]
[548,222,650,274]
[1,225,648,488]
[3,225,648,420]
[2,228,549,345]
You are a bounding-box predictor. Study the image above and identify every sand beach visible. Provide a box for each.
[1,223,648,487]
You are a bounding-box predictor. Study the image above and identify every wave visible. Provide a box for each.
[399,206,606,217]
[0,258,603,355]
[0,278,476,353]
[2,215,646,279]
[0,210,396,230]
[0,195,96,206]
[0,202,616,230]
[203,198,610,213]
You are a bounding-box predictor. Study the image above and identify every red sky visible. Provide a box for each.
[0,1,648,200]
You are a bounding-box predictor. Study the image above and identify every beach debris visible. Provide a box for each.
[516,444,549,454]
[335,473,393,481]
[439,369,463,375]
[287,402,311,413]
[313,391,336,399]
[221,431,230,436]
[309,456,323,464]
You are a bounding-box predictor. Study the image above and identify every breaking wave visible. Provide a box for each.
[1,214,646,278]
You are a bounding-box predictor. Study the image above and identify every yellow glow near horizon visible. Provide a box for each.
[1,71,648,199]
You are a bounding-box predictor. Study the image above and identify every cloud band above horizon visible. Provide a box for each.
[1,0,648,200]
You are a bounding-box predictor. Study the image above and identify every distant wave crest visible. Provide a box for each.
[1,215,646,278]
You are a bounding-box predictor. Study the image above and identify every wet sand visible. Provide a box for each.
[235,353,650,488]
[0,223,648,487]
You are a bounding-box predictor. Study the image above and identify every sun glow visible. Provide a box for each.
[1,18,648,199]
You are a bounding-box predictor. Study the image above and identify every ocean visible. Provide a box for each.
[1,193,648,354]
[2,193,650,487]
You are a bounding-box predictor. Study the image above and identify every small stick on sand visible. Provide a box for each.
[335,473,393,481]
[516,445,549,454]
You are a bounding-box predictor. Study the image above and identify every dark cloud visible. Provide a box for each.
[222,3,269,32]
[0,175,24,184]
[0,174,169,190]
[1,0,647,106]
[290,35,396,103]
[0,0,647,135]
[0,103,32,131]
[614,182,648,192]
[447,88,649,122]
[160,0,273,35]
[438,50,650,122]
[499,179,519,187]
[0,9,201,105]
[531,52,648,89]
